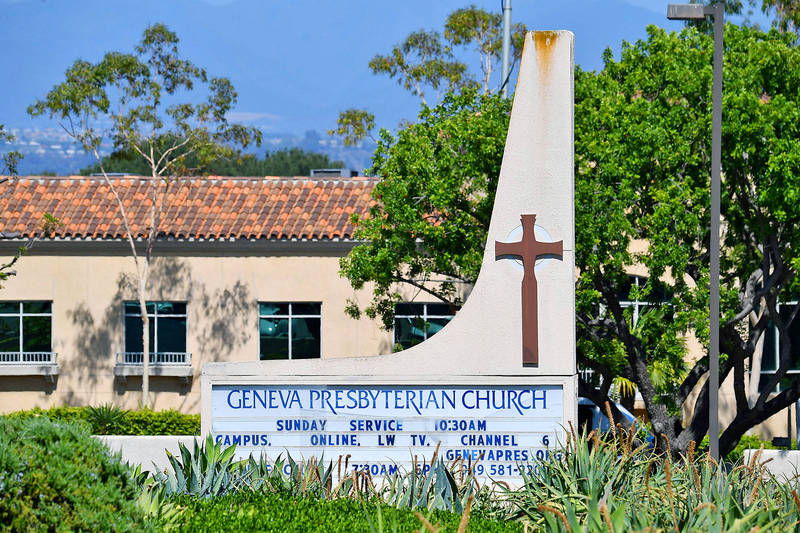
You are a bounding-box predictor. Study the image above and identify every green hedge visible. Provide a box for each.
[171,491,523,532]
[0,417,148,531]
[3,406,200,435]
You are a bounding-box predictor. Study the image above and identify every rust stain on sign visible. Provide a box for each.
[533,31,559,83]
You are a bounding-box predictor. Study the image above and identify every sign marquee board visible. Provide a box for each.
[212,383,565,477]
[202,31,577,483]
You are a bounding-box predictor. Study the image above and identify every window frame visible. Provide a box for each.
[392,302,457,350]
[0,301,53,355]
[123,301,188,355]
[757,300,800,393]
[258,302,322,360]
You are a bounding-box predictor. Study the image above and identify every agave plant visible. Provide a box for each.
[512,426,800,531]
[381,455,479,514]
[86,403,128,434]
[152,435,239,498]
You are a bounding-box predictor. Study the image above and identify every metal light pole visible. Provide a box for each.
[667,3,724,462]
[501,0,512,98]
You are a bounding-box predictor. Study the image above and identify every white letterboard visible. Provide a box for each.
[211,384,564,481]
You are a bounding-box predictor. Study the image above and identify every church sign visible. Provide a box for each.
[211,383,565,477]
[202,30,577,483]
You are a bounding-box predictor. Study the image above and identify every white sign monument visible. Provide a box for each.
[202,31,577,482]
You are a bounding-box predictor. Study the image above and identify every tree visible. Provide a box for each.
[79,145,343,177]
[573,23,800,457]
[330,5,525,146]
[444,5,526,94]
[342,23,800,457]
[29,23,259,406]
[0,127,59,288]
[340,89,510,328]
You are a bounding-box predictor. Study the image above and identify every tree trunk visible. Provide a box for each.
[139,288,149,408]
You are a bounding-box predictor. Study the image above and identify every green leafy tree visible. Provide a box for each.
[80,145,342,177]
[340,89,510,328]
[330,5,526,147]
[29,23,260,406]
[343,23,800,457]
[573,23,800,456]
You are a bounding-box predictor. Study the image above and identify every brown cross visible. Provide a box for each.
[495,214,563,366]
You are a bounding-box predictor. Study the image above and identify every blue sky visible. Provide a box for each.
[1,0,766,137]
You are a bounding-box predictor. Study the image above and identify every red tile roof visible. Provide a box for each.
[1,176,376,241]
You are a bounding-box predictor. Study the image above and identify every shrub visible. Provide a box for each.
[121,409,200,436]
[0,417,148,531]
[3,406,200,435]
[169,490,523,532]
[511,428,800,531]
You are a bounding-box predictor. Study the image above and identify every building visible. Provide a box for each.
[1,175,793,440]
[0,176,457,412]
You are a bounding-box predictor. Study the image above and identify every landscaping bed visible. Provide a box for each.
[3,413,800,531]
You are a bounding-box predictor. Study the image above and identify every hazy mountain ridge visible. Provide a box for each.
[2,128,375,176]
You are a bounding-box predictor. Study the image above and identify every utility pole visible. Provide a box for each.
[501,0,512,98]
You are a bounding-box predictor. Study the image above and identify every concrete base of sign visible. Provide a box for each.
[743,449,800,480]
[96,435,197,472]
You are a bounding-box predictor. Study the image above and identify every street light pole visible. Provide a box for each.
[667,2,724,462]
[501,0,512,98]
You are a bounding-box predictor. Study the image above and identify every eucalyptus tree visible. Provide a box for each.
[29,23,260,406]
[329,5,525,146]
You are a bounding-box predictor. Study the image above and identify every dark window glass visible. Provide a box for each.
[426,318,451,336]
[157,302,186,315]
[0,316,19,351]
[124,302,186,354]
[0,302,18,313]
[779,306,800,370]
[426,303,457,316]
[23,301,51,314]
[292,317,320,358]
[393,303,456,349]
[22,316,50,352]
[258,303,321,359]
[617,276,636,301]
[260,317,289,360]
[157,316,187,352]
[124,316,155,352]
[648,280,673,303]
[396,303,425,316]
[259,303,289,316]
[292,303,321,315]
[762,322,777,372]
[394,317,426,350]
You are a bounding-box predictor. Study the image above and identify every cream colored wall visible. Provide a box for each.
[0,252,391,413]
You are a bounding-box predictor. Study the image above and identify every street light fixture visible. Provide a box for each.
[667,3,724,462]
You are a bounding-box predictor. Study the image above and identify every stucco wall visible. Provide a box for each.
[0,248,392,412]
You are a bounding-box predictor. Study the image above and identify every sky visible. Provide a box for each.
[1,0,768,137]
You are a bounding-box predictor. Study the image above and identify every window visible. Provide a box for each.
[0,301,52,361]
[581,276,671,388]
[617,275,672,325]
[393,303,457,350]
[124,301,187,356]
[259,303,321,360]
[758,302,800,393]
